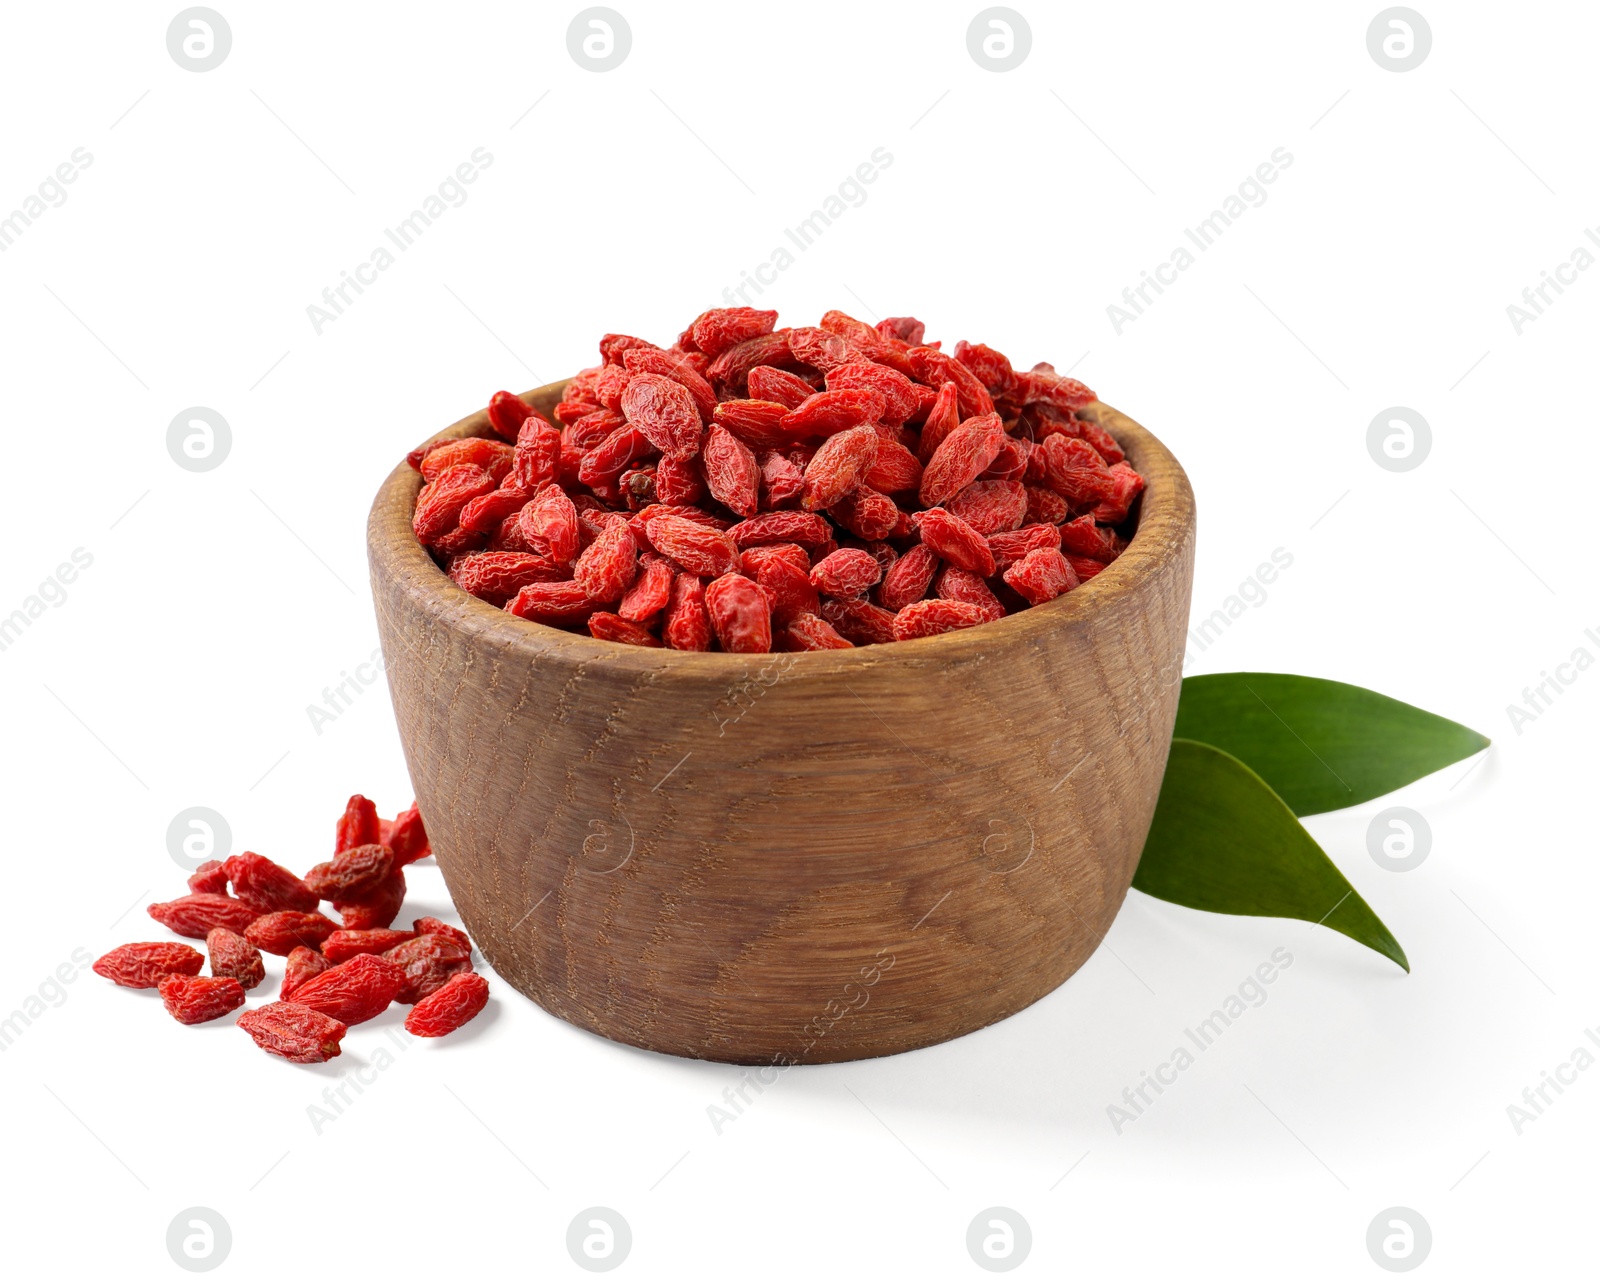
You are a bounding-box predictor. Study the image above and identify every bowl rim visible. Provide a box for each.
[368,382,1196,675]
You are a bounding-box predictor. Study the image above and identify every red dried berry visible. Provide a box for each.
[304,843,394,902]
[704,573,772,653]
[1058,514,1121,561]
[917,381,962,461]
[405,972,490,1038]
[186,860,229,895]
[782,613,855,651]
[588,612,662,646]
[787,326,864,373]
[620,373,702,460]
[758,449,806,508]
[246,911,339,956]
[689,307,779,358]
[753,553,819,625]
[820,597,899,645]
[487,390,538,442]
[158,974,246,1025]
[290,953,407,1025]
[711,399,792,451]
[801,425,878,510]
[385,933,475,1003]
[621,346,717,422]
[449,550,565,605]
[946,479,1028,535]
[1003,547,1080,605]
[919,414,1008,507]
[93,942,204,989]
[891,598,990,641]
[702,424,760,518]
[988,523,1063,571]
[420,437,514,483]
[810,548,882,599]
[663,573,712,651]
[574,516,639,604]
[706,331,797,394]
[413,464,496,545]
[826,487,900,541]
[747,365,815,408]
[781,389,887,439]
[646,514,740,577]
[281,946,333,1000]
[506,580,596,624]
[323,928,417,963]
[238,1001,347,1063]
[877,544,939,612]
[512,418,562,490]
[335,795,381,853]
[862,438,923,493]
[205,927,265,990]
[728,510,831,548]
[223,853,319,914]
[825,361,923,426]
[936,566,1006,622]
[413,917,472,948]
[917,507,996,576]
[147,893,260,940]
[334,868,407,931]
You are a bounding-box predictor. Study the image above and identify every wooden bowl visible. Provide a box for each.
[368,383,1195,1064]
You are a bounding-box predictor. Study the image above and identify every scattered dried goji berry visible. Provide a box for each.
[810,548,882,598]
[704,573,772,653]
[334,869,407,930]
[93,942,204,989]
[1003,546,1080,605]
[747,365,815,408]
[148,893,260,940]
[159,974,246,1025]
[281,946,333,1000]
[487,390,538,442]
[620,373,702,461]
[386,933,474,1003]
[891,598,989,641]
[645,514,740,577]
[801,425,878,510]
[877,543,939,612]
[335,795,381,853]
[290,953,407,1025]
[205,927,265,990]
[405,972,490,1037]
[413,917,472,948]
[323,928,417,963]
[238,1001,347,1063]
[702,424,760,517]
[186,860,229,895]
[223,853,319,915]
[246,911,339,956]
[916,507,997,576]
[304,844,394,902]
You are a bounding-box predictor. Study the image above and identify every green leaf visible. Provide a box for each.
[1134,739,1409,971]
[1175,672,1489,816]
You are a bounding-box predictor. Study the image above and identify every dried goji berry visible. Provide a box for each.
[663,572,712,651]
[323,928,417,963]
[728,510,831,548]
[821,597,898,646]
[646,514,740,577]
[619,554,675,624]
[588,612,662,646]
[281,946,333,1000]
[386,933,474,1003]
[574,515,639,604]
[620,373,702,461]
[334,795,381,853]
[206,927,265,990]
[93,942,204,989]
[758,449,806,508]
[801,425,878,510]
[449,550,565,605]
[405,972,490,1037]
[246,911,338,956]
[413,917,472,949]
[936,566,1005,621]
[420,437,514,484]
[1038,434,1116,505]
[753,553,819,625]
[148,893,260,940]
[946,479,1028,535]
[747,365,815,408]
[704,573,772,653]
[826,486,900,540]
[238,1001,347,1063]
[916,507,996,576]
[891,598,989,641]
[505,580,596,624]
[712,399,792,451]
[290,952,407,1025]
[810,548,882,599]
[781,389,887,439]
[621,346,717,422]
[1024,485,1069,525]
[907,346,995,418]
[787,326,864,373]
[159,974,246,1025]
[917,381,961,462]
[304,843,393,902]
[689,307,778,358]
[862,437,923,493]
[413,464,496,545]
[334,869,406,930]
[187,861,229,895]
[1003,546,1080,605]
[782,613,854,650]
[578,424,656,489]
[223,853,319,915]
[952,340,1021,402]
[1091,461,1146,524]
[1065,554,1108,581]
[920,414,1007,507]
[877,316,926,344]
[702,424,760,518]
[825,361,922,426]
[487,390,539,442]
[877,543,938,612]
[987,522,1062,571]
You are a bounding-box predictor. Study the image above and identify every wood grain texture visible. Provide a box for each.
[367,384,1196,1064]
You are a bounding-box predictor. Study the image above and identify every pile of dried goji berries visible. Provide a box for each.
[94,796,488,1063]
[409,307,1144,651]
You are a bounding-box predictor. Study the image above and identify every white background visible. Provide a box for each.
[2,1,1596,1275]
